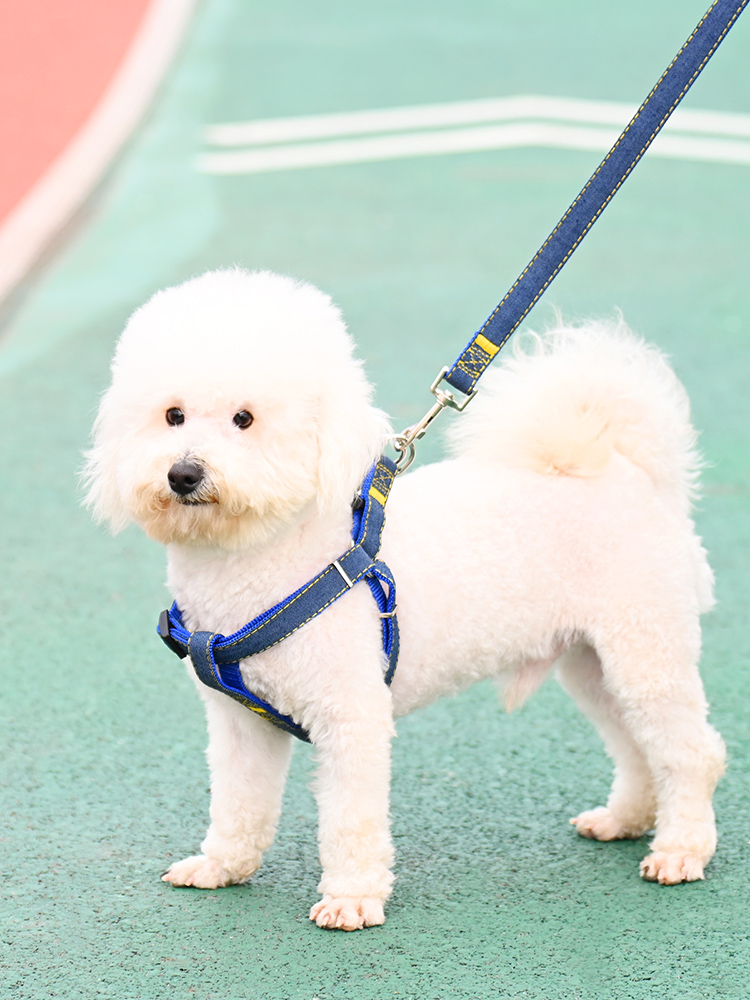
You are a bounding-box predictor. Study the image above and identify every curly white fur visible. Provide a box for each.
[85,269,725,930]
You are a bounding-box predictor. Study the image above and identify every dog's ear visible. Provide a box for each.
[81,389,131,533]
[314,370,392,514]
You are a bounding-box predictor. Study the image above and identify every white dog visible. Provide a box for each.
[85,268,725,930]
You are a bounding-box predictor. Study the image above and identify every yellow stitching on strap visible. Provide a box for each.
[369,486,387,506]
[475,333,499,356]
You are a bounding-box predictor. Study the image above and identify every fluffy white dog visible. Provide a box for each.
[85,268,725,930]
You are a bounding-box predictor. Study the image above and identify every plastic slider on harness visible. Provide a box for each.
[158,455,400,743]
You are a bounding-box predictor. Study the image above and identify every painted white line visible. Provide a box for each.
[204,94,750,147]
[197,121,617,174]
[204,96,633,146]
[196,119,750,175]
[0,0,197,309]
[651,132,750,164]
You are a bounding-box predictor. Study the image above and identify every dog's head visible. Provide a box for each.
[84,269,391,549]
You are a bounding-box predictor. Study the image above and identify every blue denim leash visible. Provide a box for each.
[158,0,746,741]
[393,0,748,471]
[158,457,398,742]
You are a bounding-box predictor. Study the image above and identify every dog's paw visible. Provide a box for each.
[639,851,705,885]
[309,895,385,931]
[162,854,236,889]
[570,806,631,840]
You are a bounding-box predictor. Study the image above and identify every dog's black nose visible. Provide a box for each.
[168,459,205,496]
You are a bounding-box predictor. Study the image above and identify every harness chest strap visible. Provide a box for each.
[157,456,399,743]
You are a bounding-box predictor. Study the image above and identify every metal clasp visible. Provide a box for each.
[391,367,477,474]
[332,558,355,588]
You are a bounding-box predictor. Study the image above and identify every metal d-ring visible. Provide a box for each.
[391,433,417,474]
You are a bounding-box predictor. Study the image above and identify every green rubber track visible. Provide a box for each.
[1,1,749,997]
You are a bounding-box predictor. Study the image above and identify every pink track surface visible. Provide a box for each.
[0,0,151,225]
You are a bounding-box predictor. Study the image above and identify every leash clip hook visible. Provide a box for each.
[392,367,477,474]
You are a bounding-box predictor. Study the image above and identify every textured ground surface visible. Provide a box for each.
[1,1,750,997]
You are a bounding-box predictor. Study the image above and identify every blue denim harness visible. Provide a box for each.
[158,457,398,742]
[158,0,745,742]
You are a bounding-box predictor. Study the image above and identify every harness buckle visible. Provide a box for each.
[379,607,398,619]
[158,608,188,659]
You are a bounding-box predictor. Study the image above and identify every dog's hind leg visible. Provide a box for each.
[558,643,657,841]
[163,691,293,889]
[585,622,725,884]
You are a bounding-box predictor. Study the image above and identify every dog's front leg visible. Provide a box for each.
[163,690,293,889]
[309,692,395,931]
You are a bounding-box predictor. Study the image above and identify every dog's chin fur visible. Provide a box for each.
[129,474,319,550]
[132,491,267,550]
[85,267,725,930]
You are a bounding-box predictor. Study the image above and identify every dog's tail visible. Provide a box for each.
[447,316,702,517]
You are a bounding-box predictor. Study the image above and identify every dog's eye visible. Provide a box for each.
[233,410,254,429]
[166,407,185,426]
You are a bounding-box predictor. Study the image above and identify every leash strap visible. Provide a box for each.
[442,0,748,398]
[158,456,399,742]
